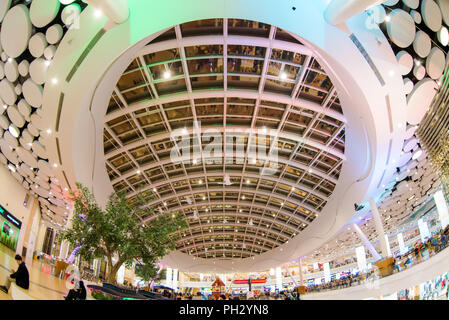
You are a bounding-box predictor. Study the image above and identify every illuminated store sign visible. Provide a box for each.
[0,205,21,229]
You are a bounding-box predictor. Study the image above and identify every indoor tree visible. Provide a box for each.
[135,263,167,289]
[64,183,187,284]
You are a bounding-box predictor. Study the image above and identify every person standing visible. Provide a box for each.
[0,255,29,293]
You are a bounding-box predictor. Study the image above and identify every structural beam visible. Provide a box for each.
[324,0,384,26]
[286,266,298,287]
[351,223,381,261]
[369,197,390,258]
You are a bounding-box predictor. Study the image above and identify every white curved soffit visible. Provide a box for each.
[41,0,406,272]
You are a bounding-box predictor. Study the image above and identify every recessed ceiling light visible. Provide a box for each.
[51,78,58,84]
[53,163,58,168]
[163,71,171,79]
[412,149,422,160]
[136,170,141,174]
[280,72,287,80]
[385,15,391,22]
[94,9,102,18]
[8,124,20,138]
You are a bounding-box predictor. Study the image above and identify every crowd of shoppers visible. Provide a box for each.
[303,225,449,295]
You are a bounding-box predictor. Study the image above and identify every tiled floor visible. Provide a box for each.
[0,245,87,300]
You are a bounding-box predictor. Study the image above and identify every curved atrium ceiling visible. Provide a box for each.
[104,19,346,260]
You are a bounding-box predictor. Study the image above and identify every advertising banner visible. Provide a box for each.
[0,205,21,251]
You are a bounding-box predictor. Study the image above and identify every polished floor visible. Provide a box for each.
[0,245,93,300]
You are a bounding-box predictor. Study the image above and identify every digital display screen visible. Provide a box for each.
[2,222,11,236]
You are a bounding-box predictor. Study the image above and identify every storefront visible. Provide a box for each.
[380,271,449,300]
[0,205,21,251]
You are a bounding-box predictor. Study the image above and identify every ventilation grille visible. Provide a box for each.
[349,34,385,86]
[55,93,65,133]
[66,28,106,83]
[55,138,62,165]
[62,171,72,191]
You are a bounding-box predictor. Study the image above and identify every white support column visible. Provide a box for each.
[59,240,70,260]
[324,0,384,26]
[58,239,65,258]
[323,262,331,283]
[355,246,367,272]
[83,0,129,24]
[434,190,449,230]
[166,267,173,289]
[173,269,178,292]
[298,258,304,286]
[397,233,407,255]
[275,267,282,290]
[370,197,390,258]
[385,234,392,257]
[418,219,431,243]
[351,223,382,261]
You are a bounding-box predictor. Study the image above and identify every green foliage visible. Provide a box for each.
[135,264,167,283]
[63,183,188,282]
[91,291,114,300]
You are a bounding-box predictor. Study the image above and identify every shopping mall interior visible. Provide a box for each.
[0,0,449,301]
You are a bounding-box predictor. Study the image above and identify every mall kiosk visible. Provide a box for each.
[211,277,225,300]
[374,257,395,277]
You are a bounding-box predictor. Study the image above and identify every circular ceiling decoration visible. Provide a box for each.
[29,0,60,28]
[0,78,17,105]
[386,9,416,48]
[45,24,63,45]
[426,47,445,80]
[4,59,19,82]
[29,33,48,58]
[406,78,438,125]
[0,0,11,23]
[396,51,414,75]
[22,79,43,108]
[437,0,449,26]
[413,31,431,58]
[403,0,419,10]
[422,0,443,32]
[0,4,32,58]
